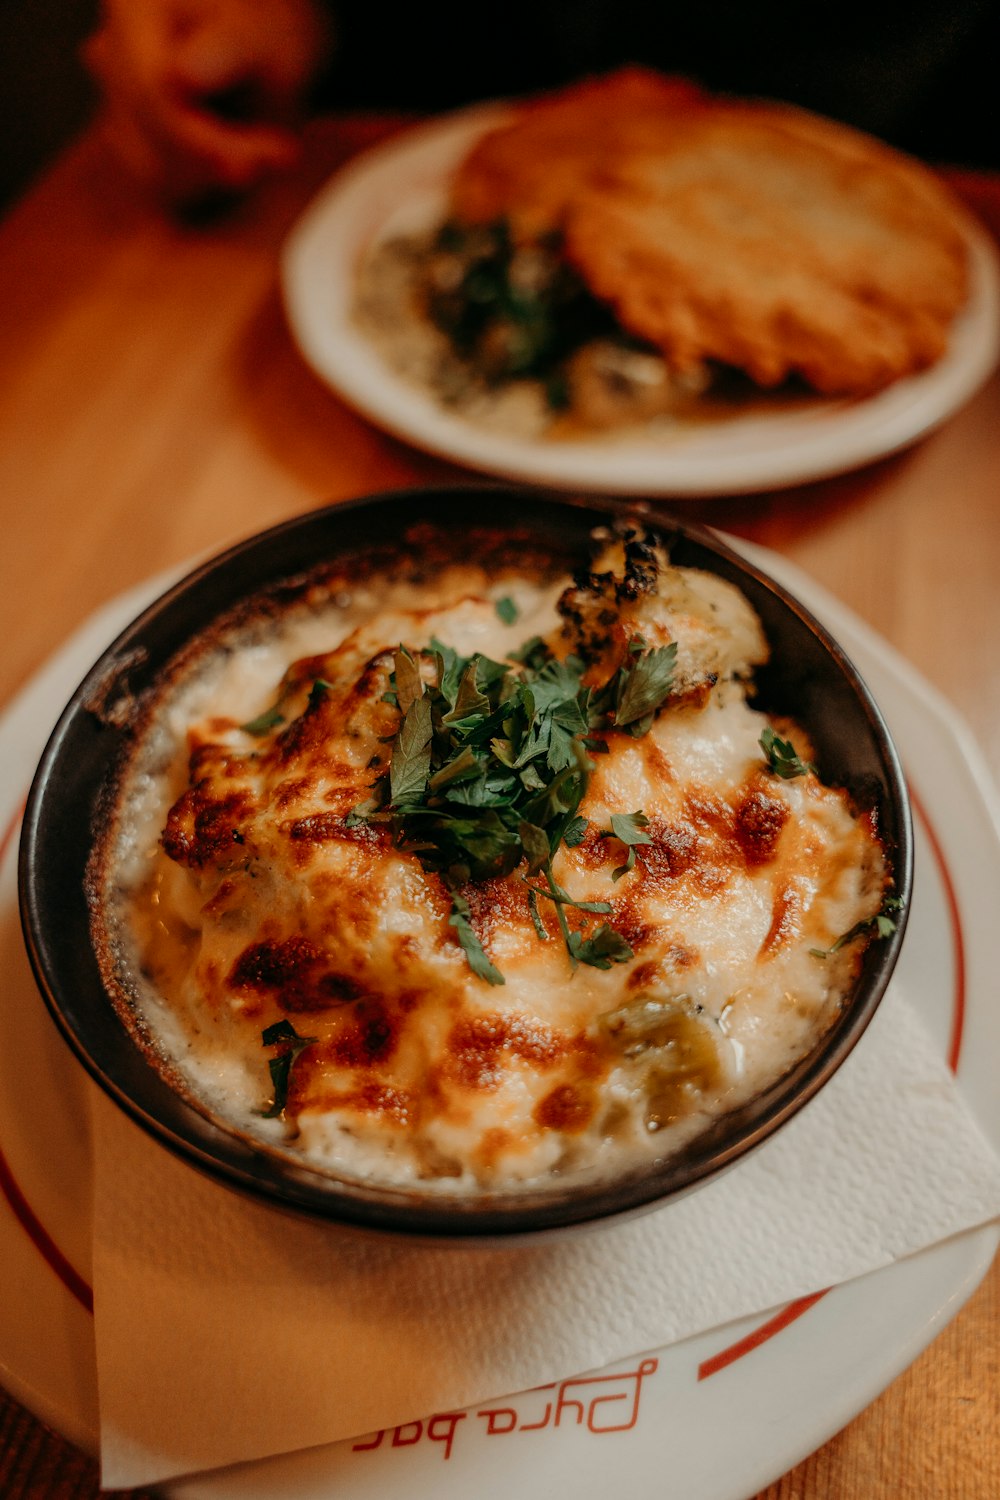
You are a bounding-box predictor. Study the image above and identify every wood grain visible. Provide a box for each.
[0,118,998,1498]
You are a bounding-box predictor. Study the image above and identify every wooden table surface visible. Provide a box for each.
[1,116,998,1498]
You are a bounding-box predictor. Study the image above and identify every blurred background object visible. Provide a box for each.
[3,0,1000,215]
[0,0,97,209]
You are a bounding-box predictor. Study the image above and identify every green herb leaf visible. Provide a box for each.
[495,595,518,625]
[259,1020,317,1118]
[609,811,652,846]
[760,726,815,780]
[518,819,551,875]
[810,895,904,959]
[393,646,424,716]
[448,895,505,985]
[525,884,547,940]
[567,924,635,970]
[607,809,653,881]
[562,814,589,848]
[240,703,287,736]
[351,625,670,980]
[427,744,481,792]
[614,643,677,728]
[526,875,612,916]
[508,635,551,669]
[443,658,492,724]
[390,695,433,805]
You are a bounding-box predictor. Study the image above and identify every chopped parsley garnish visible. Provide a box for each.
[241,696,289,736]
[810,895,904,959]
[760,726,815,780]
[567,924,636,970]
[424,218,627,405]
[611,644,678,733]
[350,634,677,980]
[605,810,653,881]
[241,676,332,737]
[259,1020,317,1117]
[448,894,506,986]
[495,595,519,625]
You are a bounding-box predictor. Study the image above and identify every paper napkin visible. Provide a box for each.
[91,978,1000,1490]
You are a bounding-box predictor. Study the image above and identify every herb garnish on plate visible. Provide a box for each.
[259,1019,317,1118]
[759,725,815,779]
[349,633,676,981]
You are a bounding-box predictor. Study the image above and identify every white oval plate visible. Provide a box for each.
[0,543,998,1497]
[281,109,1000,497]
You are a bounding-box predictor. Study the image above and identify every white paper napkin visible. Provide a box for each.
[91,979,1000,1490]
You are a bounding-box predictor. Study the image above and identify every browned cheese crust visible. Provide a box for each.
[450,68,971,396]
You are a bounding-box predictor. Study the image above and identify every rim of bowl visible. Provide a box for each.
[17,484,913,1240]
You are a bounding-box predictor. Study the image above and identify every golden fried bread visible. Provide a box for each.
[450,70,971,396]
[451,67,707,237]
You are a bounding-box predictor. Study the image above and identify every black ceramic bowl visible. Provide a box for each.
[18,487,912,1238]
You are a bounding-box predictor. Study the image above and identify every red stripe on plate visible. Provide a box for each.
[0,802,95,1314]
[0,1141,94,1314]
[0,800,23,866]
[697,1290,829,1380]
[909,785,966,1074]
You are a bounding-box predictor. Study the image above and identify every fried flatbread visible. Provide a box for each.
[450,69,971,395]
[452,68,707,236]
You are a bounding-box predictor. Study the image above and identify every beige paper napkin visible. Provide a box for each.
[91,979,1000,1490]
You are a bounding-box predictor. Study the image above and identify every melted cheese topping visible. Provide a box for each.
[98,548,887,1194]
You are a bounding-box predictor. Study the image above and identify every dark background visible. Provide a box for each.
[3,0,999,213]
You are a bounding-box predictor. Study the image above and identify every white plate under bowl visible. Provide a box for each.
[0,543,997,1498]
[281,107,1000,497]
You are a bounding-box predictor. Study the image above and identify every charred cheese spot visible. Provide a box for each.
[642,819,699,879]
[161,785,254,868]
[286,812,343,843]
[735,780,790,867]
[229,937,371,1014]
[293,1074,414,1127]
[275,777,317,811]
[627,946,700,992]
[329,1004,399,1067]
[534,1081,598,1133]
[627,960,663,992]
[446,1012,566,1091]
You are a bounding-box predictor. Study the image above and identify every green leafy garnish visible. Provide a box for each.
[526,874,612,916]
[495,595,518,625]
[241,702,287,736]
[448,894,505,986]
[424,218,626,405]
[351,633,676,980]
[392,646,424,715]
[810,895,904,959]
[567,925,636,970]
[562,814,589,848]
[259,1020,317,1118]
[390,694,433,804]
[606,810,653,881]
[612,644,678,732]
[241,676,331,737]
[760,726,815,780]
